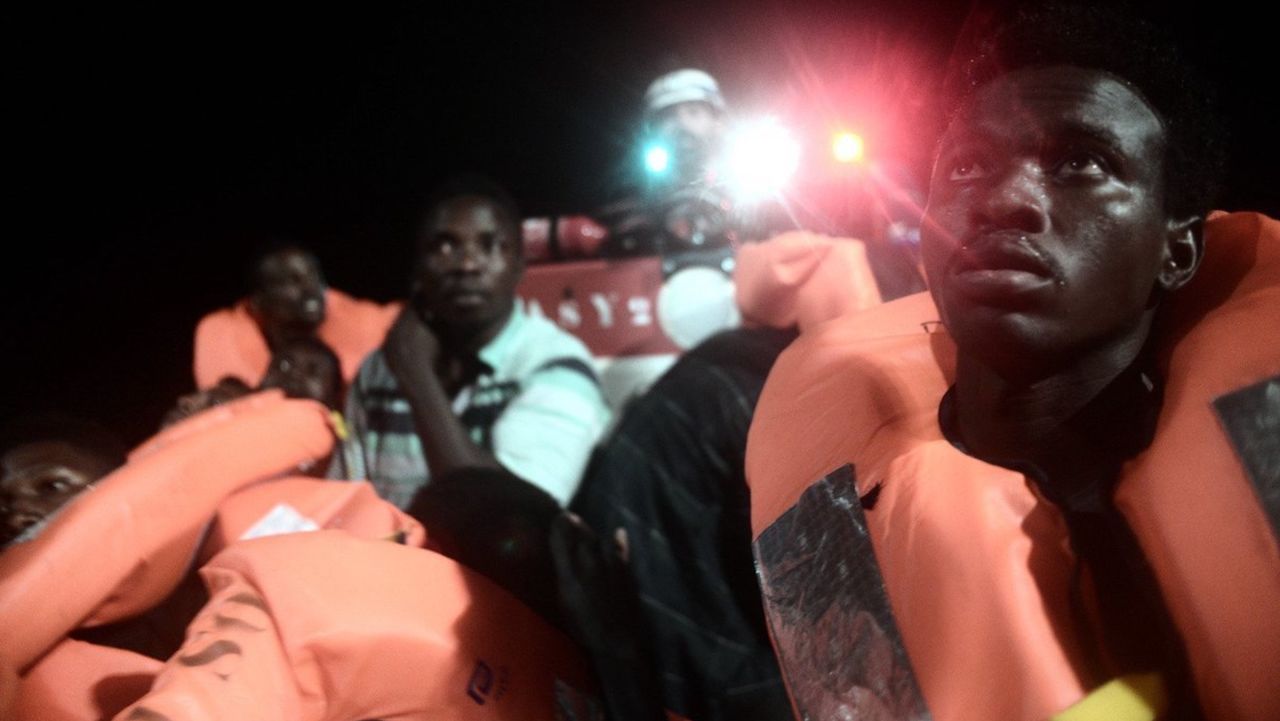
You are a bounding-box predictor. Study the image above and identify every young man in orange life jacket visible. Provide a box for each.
[747,5,1279,721]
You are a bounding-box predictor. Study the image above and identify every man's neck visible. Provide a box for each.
[443,307,513,356]
[950,323,1158,500]
[261,323,318,351]
[432,306,515,392]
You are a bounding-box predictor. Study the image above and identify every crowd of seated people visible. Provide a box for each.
[2,5,1278,721]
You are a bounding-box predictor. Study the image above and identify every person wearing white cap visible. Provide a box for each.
[643,68,727,186]
[594,68,732,256]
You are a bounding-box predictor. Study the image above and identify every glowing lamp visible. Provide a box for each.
[644,144,671,175]
[832,132,865,164]
[723,117,801,203]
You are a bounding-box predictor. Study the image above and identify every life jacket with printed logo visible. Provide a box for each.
[113,530,599,721]
[3,388,598,721]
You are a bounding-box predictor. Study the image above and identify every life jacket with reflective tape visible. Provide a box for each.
[745,211,1280,721]
[193,288,400,388]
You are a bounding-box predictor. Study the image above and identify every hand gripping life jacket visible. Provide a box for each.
[0,392,335,670]
[745,211,1280,721]
[193,288,400,389]
[113,530,598,721]
[0,393,397,720]
[9,479,428,721]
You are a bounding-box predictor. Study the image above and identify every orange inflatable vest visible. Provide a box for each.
[115,531,598,721]
[4,390,597,721]
[746,212,1280,721]
[9,479,429,721]
[0,392,335,671]
[734,230,883,332]
[0,393,419,720]
[193,288,400,388]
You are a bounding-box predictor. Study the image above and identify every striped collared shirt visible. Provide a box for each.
[336,306,610,508]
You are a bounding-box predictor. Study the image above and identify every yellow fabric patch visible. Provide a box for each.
[329,410,350,441]
[1053,673,1167,721]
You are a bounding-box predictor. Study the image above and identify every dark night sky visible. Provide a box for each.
[5,1,1277,443]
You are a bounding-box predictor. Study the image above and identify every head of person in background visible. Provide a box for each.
[644,68,727,186]
[259,336,345,410]
[1,415,126,547]
[411,174,525,353]
[160,377,254,429]
[247,244,328,348]
[162,337,342,429]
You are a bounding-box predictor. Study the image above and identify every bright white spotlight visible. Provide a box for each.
[723,117,801,203]
[644,144,671,175]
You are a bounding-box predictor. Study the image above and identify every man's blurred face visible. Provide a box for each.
[413,196,522,337]
[653,101,724,178]
[1,441,115,543]
[655,101,722,145]
[251,249,326,331]
[921,66,1175,375]
[260,343,342,408]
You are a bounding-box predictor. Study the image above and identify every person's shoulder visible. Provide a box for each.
[751,292,949,467]
[498,312,605,403]
[683,327,798,378]
[746,292,950,533]
[509,310,596,365]
[195,300,253,336]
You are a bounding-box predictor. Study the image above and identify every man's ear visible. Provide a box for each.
[1158,215,1204,292]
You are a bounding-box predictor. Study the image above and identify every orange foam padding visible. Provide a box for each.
[117,531,597,721]
[0,392,334,678]
[735,231,882,333]
[193,288,400,388]
[12,640,163,721]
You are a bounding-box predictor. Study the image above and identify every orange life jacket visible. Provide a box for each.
[193,288,400,388]
[115,530,597,721]
[745,211,1280,721]
[0,393,422,720]
[0,392,335,674]
[8,479,428,721]
[734,230,883,333]
[4,388,595,721]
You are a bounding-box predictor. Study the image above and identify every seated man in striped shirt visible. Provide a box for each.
[336,175,611,510]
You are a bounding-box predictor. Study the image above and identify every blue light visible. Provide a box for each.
[644,144,671,174]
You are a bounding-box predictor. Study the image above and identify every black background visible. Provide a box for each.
[5,1,1276,443]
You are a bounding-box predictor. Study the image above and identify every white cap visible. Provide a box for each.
[644,69,726,116]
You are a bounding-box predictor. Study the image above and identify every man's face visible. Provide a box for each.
[1,441,115,543]
[655,101,722,145]
[251,249,326,331]
[922,66,1178,374]
[260,343,341,408]
[653,101,724,176]
[413,196,522,336]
